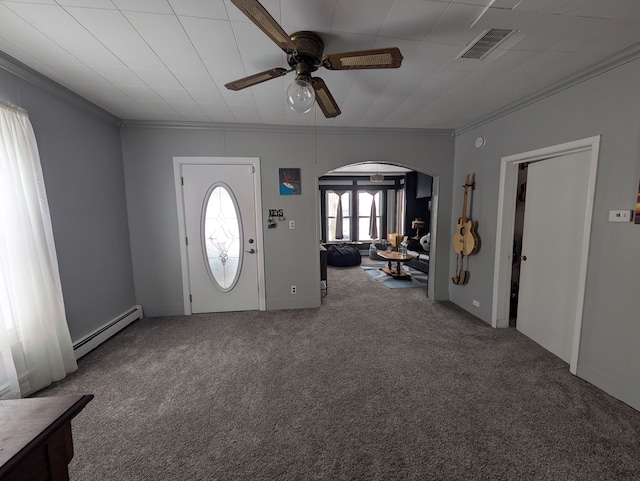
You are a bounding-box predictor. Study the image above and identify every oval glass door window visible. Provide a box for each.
[203,184,241,291]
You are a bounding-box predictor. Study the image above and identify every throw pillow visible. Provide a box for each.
[420,233,430,252]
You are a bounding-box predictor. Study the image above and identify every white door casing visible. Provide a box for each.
[491,136,600,374]
[174,157,266,314]
[516,151,590,364]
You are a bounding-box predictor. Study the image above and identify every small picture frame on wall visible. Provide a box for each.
[279,168,301,195]
[635,178,640,224]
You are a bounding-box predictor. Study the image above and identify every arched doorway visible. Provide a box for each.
[318,161,439,300]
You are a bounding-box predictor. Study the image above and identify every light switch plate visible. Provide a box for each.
[608,210,632,222]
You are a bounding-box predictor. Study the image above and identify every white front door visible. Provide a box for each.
[180,162,261,313]
[516,150,590,363]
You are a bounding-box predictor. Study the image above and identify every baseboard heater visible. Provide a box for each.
[73,305,143,359]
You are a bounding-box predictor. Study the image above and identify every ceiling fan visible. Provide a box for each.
[225,0,404,118]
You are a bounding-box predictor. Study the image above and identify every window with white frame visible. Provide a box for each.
[326,190,351,241]
[320,176,404,243]
[357,191,381,241]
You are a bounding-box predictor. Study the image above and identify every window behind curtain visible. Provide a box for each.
[397,188,405,235]
[0,100,77,399]
[326,191,350,241]
[357,191,381,241]
[325,190,385,242]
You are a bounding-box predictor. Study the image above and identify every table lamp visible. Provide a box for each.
[411,218,426,239]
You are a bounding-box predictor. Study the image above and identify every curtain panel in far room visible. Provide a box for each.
[334,191,346,240]
[0,100,77,399]
[366,191,379,240]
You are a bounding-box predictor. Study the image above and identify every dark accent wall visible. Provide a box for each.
[404,172,430,237]
[0,60,136,342]
[416,172,433,198]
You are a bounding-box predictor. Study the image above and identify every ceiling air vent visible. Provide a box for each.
[460,28,514,60]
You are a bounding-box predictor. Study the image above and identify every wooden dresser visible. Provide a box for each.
[0,394,93,481]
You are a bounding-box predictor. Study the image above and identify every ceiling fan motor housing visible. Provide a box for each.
[226,0,402,118]
[288,31,324,73]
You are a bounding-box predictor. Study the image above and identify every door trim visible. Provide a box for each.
[173,156,266,314]
[491,136,600,374]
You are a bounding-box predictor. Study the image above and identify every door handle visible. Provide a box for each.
[520,255,527,261]
[245,248,256,254]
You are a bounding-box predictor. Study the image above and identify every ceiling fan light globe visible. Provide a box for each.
[286,79,315,113]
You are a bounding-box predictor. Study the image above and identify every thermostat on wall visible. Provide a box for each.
[608,210,632,222]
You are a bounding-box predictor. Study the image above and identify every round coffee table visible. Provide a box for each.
[377,251,413,278]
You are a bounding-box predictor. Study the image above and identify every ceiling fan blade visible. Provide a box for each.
[225,67,290,91]
[230,0,298,54]
[322,47,403,70]
[311,78,341,118]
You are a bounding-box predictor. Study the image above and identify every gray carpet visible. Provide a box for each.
[38,261,640,480]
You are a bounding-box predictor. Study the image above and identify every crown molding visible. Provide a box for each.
[455,42,640,135]
[4,38,640,138]
[0,51,121,127]
[120,119,454,137]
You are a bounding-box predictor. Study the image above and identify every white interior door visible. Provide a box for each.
[516,150,590,363]
[181,163,260,313]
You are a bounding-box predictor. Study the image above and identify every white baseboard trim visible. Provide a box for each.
[73,305,143,359]
[0,383,12,399]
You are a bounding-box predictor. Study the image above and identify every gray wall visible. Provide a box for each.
[121,125,454,317]
[452,57,640,411]
[4,42,638,413]
[0,60,136,342]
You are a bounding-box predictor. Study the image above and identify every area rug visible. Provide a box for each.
[361,262,428,289]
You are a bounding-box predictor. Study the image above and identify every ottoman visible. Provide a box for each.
[326,244,361,267]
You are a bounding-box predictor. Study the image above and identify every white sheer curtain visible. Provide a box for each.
[0,100,77,399]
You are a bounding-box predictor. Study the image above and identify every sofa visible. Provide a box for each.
[369,233,408,260]
[368,239,393,260]
[406,249,429,273]
[406,234,430,274]
[369,234,430,274]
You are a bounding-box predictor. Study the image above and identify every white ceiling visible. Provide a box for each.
[1,0,639,130]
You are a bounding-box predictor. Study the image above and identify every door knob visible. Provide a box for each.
[245,248,256,254]
[520,255,527,261]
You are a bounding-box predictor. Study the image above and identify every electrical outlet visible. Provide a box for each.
[291,285,297,294]
[608,210,632,222]
[473,299,480,307]
[289,220,295,229]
